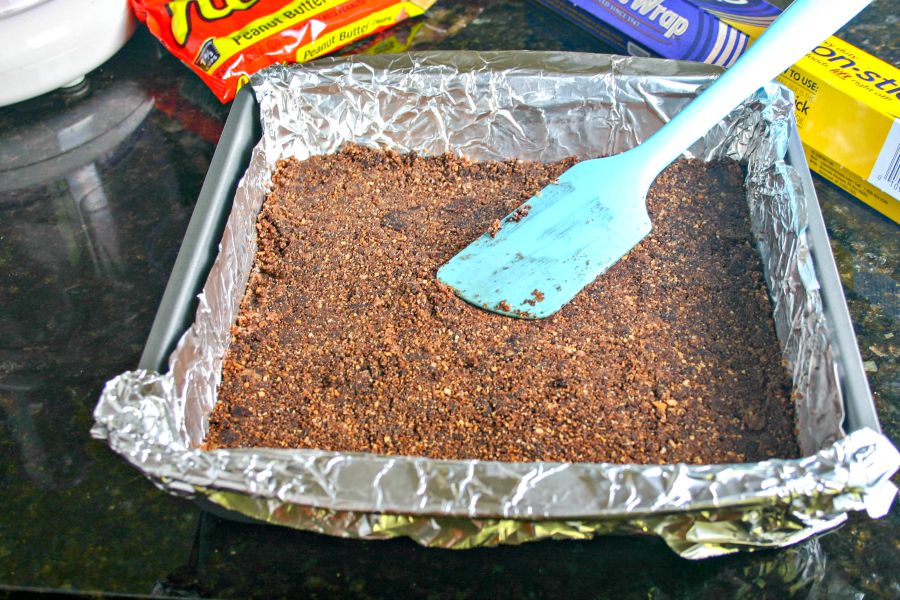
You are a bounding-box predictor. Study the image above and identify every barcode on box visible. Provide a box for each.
[869,119,900,199]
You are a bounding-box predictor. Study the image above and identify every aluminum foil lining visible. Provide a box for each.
[92,52,900,558]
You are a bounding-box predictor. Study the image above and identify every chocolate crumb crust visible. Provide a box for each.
[205,145,799,464]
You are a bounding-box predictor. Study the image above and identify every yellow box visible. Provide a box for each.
[722,22,900,222]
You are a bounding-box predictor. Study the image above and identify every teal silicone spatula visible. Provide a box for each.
[437,0,871,319]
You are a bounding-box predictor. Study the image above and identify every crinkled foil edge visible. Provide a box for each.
[92,52,900,558]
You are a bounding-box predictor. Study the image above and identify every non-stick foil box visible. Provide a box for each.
[694,0,900,223]
[537,0,900,222]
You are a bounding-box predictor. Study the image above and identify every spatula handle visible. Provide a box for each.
[636,0,873,176]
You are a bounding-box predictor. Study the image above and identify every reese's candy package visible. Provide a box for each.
[132,0,436,102]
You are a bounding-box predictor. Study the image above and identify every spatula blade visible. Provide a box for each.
[437,157,652,319]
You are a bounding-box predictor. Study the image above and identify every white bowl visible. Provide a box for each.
[0,0,135,107]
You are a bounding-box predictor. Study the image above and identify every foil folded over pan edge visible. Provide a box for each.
[92,51,899,557]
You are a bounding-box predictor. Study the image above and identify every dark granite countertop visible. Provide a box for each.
[1,1,896,598]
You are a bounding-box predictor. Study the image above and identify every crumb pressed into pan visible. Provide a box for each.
[205,145,799,464]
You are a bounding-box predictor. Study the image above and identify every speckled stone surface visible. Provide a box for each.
[0,1,896,598]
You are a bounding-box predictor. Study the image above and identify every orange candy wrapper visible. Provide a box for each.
[132,0,436,102]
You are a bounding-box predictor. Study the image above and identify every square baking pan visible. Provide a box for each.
[95,52,897,559]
